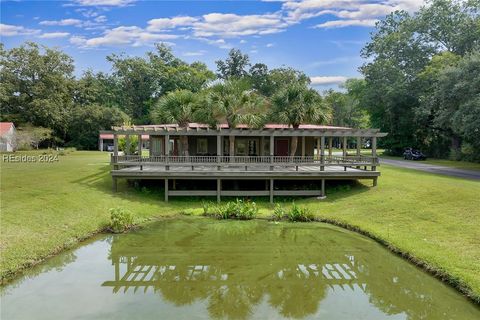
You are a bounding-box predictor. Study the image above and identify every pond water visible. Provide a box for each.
[1,218,479,320]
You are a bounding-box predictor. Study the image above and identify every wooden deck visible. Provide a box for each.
[110,155,380,202]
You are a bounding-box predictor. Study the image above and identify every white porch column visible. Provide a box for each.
[217,179,221,203]
[99,138,103,151]
[342,136,347,157]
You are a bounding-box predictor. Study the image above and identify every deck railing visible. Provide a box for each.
[111,154,378,170]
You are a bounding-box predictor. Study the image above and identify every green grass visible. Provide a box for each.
[1,151,479,302]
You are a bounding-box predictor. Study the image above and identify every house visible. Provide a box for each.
[0,122,16,152]
[99,133,150,152]
[101,123,387,202]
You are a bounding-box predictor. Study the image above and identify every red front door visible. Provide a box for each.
[275,139,289,156]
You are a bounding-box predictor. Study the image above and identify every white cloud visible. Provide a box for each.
[94,15,107,23]
[240,39,247,44]
[73,0,136,7]
[194,37,233,49]
[283,0,424,25]
[0,23,40,36]
[315,19,378,28]
[193,13,288,37]
[310,76,348,85]
[183,50,206,57]
[70,26,178,47]
[147,16,198,32]
[40,19,83,26]
[38,32,70,38]
[266,43,275,47]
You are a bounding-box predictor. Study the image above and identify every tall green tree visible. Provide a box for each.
[151,89,199,157]
[0,42,75,141]
[68,104,129,150]
[215,49,250,80]
[271,85,330,156]
[201,79,267,157]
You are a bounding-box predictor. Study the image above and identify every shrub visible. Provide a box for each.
[237,200,258,220]
[205,199,258,220]
[202,201,214,215]
[287,203,314,222]
[272,203,286,221]
[109,207,134,233]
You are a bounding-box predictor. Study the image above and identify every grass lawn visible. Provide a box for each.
[1,151,479,302]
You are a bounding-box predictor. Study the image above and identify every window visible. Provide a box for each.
[236,140,247,155]
[197,138,208,154]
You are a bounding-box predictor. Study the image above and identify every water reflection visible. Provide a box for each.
[101,219,479,319]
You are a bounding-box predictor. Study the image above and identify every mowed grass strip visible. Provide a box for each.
[1,151,479,301]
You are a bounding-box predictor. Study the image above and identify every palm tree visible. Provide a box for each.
[271,85,331,156]
[151,89,198,157]
[200,79,267,158]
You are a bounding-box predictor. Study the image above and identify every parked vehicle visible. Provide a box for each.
[403,148,427,160]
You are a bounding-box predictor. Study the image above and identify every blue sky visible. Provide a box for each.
[1,0,425,89]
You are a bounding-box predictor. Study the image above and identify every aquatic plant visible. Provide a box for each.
[287,203,314,222]
[205,199,257,220]
[109,207,134,233]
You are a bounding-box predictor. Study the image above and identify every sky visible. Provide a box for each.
[0,0,426,89]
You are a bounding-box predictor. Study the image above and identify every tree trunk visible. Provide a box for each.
[229,135,235,160]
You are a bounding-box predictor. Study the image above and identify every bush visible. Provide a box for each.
[272,203,286,221]
[204,199,258,220]
[287,203,314,222]
[109,207,134,233]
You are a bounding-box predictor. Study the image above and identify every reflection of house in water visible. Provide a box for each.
[103,257,366,294]
[101,220,479,320]
[103,222,365,318]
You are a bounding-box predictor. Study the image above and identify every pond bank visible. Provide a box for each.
[2,217,479,319]
[1,151,479,304]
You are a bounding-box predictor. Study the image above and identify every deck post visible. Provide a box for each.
[217,135,222,170]
[328,137,333,157]
[113,134,119,170]
[316,137,320,160]
[112,177,117,192]
[301,136,305,159]
[356,136,361,169]
[342,136,347,157]
[113,134,118,156]
[372,136,377,171]
[320,136,325,171]
[217,179,221,203]
[164,134,170,170]
[321,179,325,197]
[269,179,274,203]
[138,134,142,156]
[99,138,103,151]
[164,179,168,202]
[269,135,274,171]
[373,177,378,187]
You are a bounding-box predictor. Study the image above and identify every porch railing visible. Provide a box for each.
[111,155,379,170]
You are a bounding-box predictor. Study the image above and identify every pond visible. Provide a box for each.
[1,218,479,320]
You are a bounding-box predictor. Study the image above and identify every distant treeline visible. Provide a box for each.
[1,0,479,161]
